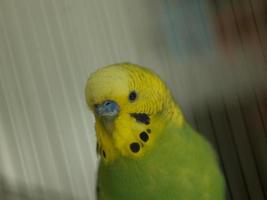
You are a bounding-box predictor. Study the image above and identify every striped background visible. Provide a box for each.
[0,0,267,199]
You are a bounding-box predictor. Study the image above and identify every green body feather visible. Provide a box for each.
[85,63,225,200]
[97,123,225,200]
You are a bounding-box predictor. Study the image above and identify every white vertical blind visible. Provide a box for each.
[0,0,266,200]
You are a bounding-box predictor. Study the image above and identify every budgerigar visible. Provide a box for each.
[85,63,225,200]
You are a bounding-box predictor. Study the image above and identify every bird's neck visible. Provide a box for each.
[97,98,185,164]
[161,96,185,128]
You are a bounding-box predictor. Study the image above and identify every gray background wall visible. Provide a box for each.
[0,0,267,200]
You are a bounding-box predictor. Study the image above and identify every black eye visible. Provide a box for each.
[129,91,137,102]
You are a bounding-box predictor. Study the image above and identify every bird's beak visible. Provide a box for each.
[95,100,120,118]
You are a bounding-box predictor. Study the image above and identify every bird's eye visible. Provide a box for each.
[129,91,137,102]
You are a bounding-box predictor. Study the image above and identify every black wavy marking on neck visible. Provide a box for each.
[130,113,150,125]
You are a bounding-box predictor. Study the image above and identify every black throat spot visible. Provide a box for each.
[130,113,150,125]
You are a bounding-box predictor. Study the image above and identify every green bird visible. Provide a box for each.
[85,63,225,200]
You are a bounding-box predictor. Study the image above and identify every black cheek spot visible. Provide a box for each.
[130,142,140,153]
[130,113,150,125]
[102,150,106,158]
[140,132,149,142]
[147,129,151,133]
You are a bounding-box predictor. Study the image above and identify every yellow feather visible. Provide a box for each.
[85,63,184,163]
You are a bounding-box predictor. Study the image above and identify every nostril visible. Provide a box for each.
[95,100,119,116]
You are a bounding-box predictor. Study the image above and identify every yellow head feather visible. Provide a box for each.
[85,63,184,163]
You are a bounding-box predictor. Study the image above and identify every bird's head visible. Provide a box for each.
[85,63,184,163]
